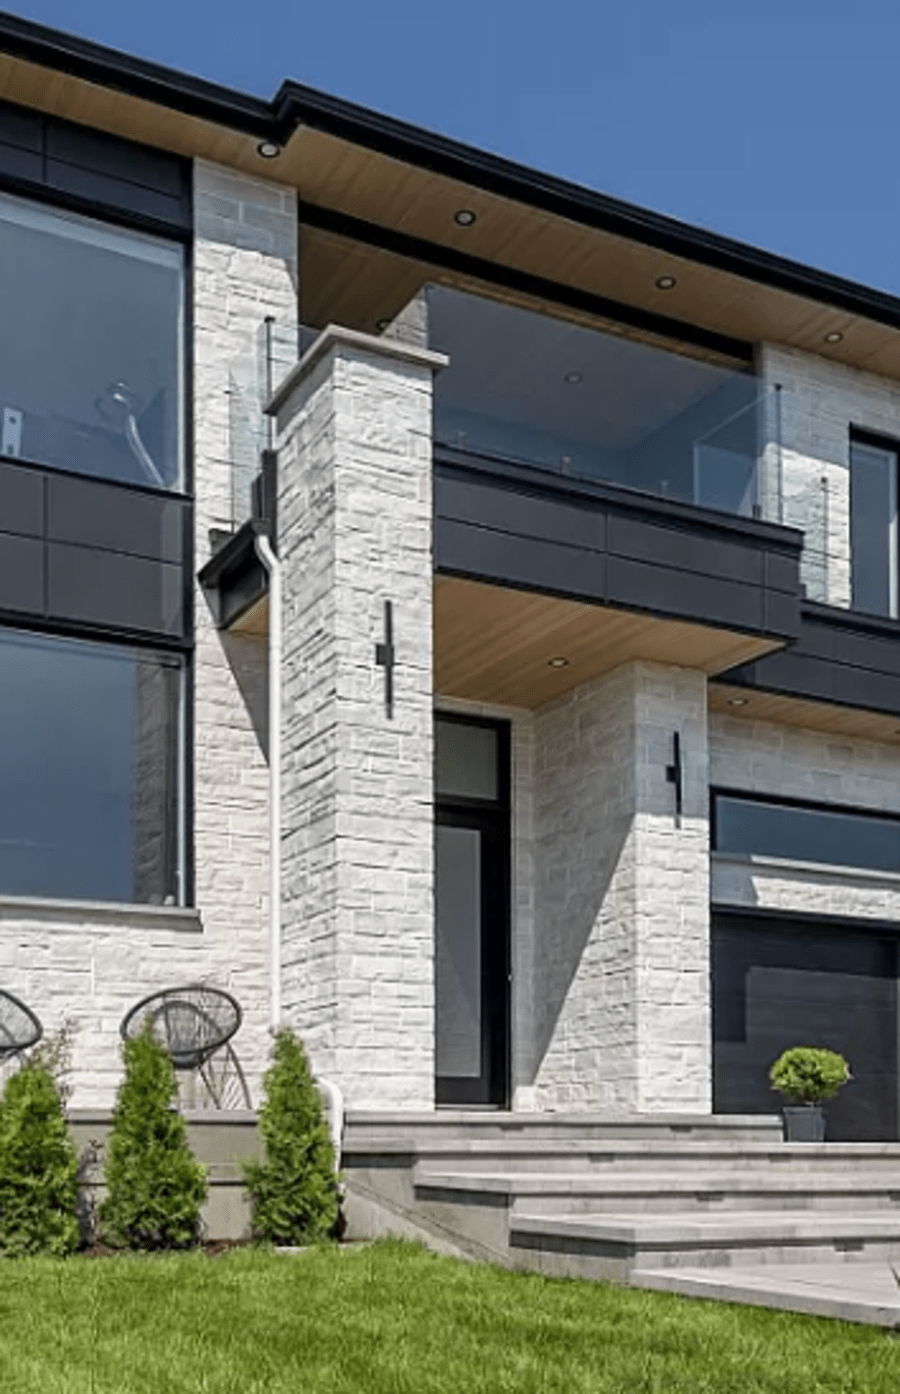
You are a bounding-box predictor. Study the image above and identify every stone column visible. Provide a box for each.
[271,328,445,1110]
[531,660,711,1113]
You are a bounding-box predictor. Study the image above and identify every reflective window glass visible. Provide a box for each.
[714,793,900,874]
[0,631,184,904]
[850,440,898,618]
[0,193,184,491]
[435,718,498,801]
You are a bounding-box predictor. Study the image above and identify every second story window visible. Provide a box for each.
[0,191,184,492]
[850,433,898,618]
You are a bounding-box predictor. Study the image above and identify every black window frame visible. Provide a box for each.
[848,425,900,620]
[711,786,900,877]
[0,125,195,908]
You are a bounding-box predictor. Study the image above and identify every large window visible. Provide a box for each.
[0,192,184,491]
[0,631,185,905]
[850,435,898,618]
[713,791,900,875]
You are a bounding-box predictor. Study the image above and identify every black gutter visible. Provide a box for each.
[4,8,900,334]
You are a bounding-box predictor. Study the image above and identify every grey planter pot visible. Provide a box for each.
[782,1106,826,1142]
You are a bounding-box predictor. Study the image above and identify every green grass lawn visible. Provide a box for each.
[0,1239,898,1393]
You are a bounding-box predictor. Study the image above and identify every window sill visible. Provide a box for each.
[0,894,202,932]
[711,851,900,889]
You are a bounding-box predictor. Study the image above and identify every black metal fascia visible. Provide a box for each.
[0,9,276,138]
[6,8,900,333]
[433,446,805,556]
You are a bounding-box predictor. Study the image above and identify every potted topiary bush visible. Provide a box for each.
[769,1046,851,1142]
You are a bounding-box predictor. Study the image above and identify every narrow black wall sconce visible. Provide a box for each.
[665,731,682,821]
[375,599,395,719]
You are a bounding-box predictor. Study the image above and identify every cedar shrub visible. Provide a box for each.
[0,1036,80,1257]
[100,1024,207,1250]
[242,1028,339,1244]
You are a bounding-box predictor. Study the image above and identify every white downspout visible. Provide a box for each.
[254,530,281,1030]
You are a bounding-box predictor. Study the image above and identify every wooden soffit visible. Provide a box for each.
[434,577,783,710]
[4,47,900,379]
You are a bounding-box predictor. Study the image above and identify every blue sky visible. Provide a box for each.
[5,1,900,293]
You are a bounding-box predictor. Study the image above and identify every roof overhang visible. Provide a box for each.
[4,10,900,376]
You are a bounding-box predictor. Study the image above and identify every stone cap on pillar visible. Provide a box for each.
[265,323,449,429]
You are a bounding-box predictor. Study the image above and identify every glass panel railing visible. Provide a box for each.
[424,284,782,524]
[227,318,317,531]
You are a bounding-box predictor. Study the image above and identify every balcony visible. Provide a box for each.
[207,301,806,671]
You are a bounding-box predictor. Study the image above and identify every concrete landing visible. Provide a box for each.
[632,1262,900,1329]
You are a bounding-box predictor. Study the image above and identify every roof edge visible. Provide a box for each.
[3,9,900,332]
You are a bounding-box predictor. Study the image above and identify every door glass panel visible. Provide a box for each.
[435,825,481,1078]
[435,719,497,801]
[851,441,898,617]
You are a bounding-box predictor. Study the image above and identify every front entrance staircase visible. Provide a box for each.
[342,1112,900,1323]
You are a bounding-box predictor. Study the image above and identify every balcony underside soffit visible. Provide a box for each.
[434,576,783,710]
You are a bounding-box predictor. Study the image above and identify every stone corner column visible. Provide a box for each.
[272,327,446,1111]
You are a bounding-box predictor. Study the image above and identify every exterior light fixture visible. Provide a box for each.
[727,697,748,707]
[655,275,677,290]
[548,657,569,668]
[564,372,583,384]
[454,209,477,227]
[824,331,843,344]
[257,141,281,159]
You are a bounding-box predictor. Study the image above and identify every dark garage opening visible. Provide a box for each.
[712,912,899,1141]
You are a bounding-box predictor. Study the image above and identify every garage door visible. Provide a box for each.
[712,914,899,1141]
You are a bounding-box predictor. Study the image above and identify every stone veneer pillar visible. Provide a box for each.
[531,661,711,1113]
[270,328,446,1110]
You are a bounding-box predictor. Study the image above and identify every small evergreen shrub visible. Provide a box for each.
[242,1028,339,1244]
[0,1036,80,1257]
[770,1046,851,1105]
[100,1024,207,1250]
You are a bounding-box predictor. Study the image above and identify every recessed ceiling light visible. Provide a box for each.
[454,209,477,227]
[727,697,748,707]
[824,331,843,344]
[655,275,677,290]
[564,372,583,384]
[548,657,569,668]
[257,141,281,159]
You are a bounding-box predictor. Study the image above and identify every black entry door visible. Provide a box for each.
[434,715,510,1107]
[713,913,899,1141]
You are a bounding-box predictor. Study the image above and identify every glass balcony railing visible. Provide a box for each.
[421,284,783,524]
[227,318,317,531]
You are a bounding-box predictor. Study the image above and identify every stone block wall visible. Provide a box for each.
[759,344,900,607]
[529,662,710,1112]
[275,331,441,1109]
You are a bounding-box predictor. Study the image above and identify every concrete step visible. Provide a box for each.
[344,1111,784,1147]
[413,1167,900,1214]
[508,1208,900,1280]
[630,1263,900,1329]
[345,1136,900,1176]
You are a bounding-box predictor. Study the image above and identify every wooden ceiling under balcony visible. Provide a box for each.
[3,48,900,378]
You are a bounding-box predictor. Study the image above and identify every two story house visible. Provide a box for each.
[2,10,900,1142]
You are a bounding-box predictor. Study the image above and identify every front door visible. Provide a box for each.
[434,714,510,1106]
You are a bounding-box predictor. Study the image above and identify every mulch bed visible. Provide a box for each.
[77,1237,257,1259]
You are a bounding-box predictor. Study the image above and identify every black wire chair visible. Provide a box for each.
[120,984,248,1109]
[0,989,43,1063]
